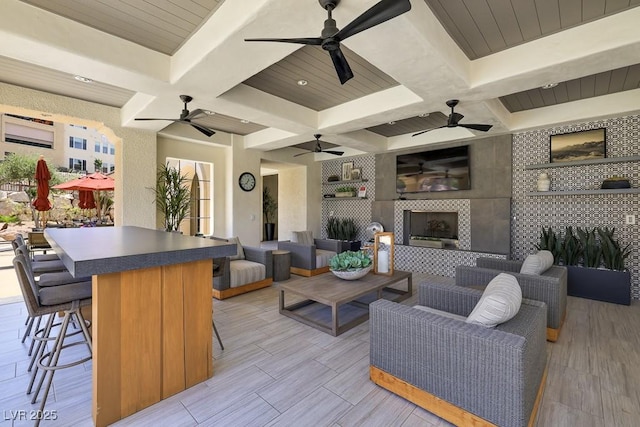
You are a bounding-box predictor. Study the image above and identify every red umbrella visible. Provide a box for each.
[32,156,52,228]
[54,172,114,220]
[78,190,96,209]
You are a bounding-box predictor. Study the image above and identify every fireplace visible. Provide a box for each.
[403,210,459,249]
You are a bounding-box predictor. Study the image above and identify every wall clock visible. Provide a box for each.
[238,172,256,192]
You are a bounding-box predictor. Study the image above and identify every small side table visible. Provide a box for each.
[272,250,291,282]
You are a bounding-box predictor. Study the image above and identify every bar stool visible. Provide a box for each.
[13,254,92,427]
[12,234,59,262]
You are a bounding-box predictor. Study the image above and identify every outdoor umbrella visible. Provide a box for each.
[32,155,52,228]
[78,190,96,210]
[53,172,114,220]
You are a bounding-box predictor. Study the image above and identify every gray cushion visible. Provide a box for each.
[38,271,92,287]
[520,250,554,275]
[229,260,265,288]
[466,273,522,328]
[316,249,336,268]
[33,253,60,262]
[31,259,67,274]
[227,237,245,260]
[38,280,92,305]
[291,231,313,246]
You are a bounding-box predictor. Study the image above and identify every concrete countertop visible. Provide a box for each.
[45,226,236,277]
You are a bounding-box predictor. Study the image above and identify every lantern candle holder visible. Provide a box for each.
[373,232,394,276]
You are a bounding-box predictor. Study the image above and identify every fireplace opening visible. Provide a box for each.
[403,210,459,249]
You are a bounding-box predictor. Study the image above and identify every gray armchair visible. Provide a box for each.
[211,239,273,300]
[277,231,341,277]
[465,257,568,341]
[370,281,548,427]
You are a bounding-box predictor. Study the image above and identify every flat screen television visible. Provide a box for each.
[396,145,470,193]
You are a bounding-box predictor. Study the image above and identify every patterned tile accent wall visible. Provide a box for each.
[321,155,375,243]
[395,245,506,277]
[393,199,471,250]
[512,114,640,299]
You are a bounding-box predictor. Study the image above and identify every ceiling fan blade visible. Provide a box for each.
[244,37,323,45]
[449,112,464,125]
[335,0,411,41]
[184,108,206,121]
[293,151,313,157]
[189,122,216,137]
[134,118,180,122]
[459,123,493,132]
[323,150,344,156]
[412,125,446,137]
[329,48,354,85]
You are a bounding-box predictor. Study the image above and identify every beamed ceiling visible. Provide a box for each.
[0,0,638,157]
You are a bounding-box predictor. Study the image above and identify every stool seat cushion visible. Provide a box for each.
[33,253,60,262]
[32,259,67,274]
[38,271,92,287]
[38,280,92,306]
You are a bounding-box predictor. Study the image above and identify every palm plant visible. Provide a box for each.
[154,163,190,232]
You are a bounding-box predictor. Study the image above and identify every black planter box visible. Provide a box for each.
[567,265,631,305]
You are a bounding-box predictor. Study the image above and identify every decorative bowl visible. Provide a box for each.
[330,265,372,280]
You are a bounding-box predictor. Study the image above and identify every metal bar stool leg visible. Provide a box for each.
[212,320,224,350]
[22,316,35,343]
[27,316,43,355]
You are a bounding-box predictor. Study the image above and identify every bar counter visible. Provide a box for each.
[45,226,236,427]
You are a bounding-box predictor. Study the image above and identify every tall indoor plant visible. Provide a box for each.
[154,163,190,232]
[263,187,277,241]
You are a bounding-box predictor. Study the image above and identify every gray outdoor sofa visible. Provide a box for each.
[211,242,273,300]
[462,257,567,341]
[370,281,548,427]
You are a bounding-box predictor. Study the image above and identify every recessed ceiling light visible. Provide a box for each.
[297,79,308,86]
[541,83,558,89]
[419,113,430,118]
[202,110,215,115]
[74,75,93,83]
[388,121,396,125]
[240,119,250,124]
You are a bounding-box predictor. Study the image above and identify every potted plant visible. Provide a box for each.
[536,226,631,305]
[334,186,357,197]
[325,217,361,251]
[329,250,372,280]
[263,187,277,241]
[153,163,190,232]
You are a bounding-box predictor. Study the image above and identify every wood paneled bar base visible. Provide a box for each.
[45,227,236,427]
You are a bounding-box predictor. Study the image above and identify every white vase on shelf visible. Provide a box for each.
[537,173,551,191]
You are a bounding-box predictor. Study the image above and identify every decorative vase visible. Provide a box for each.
[537,173,550,191]
[330,265,372,280]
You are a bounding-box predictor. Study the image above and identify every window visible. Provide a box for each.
[69,137,87,150]
[95,142,101,153]
[109,144,115,155]
[69,124,87,130]
[69,158,86,172]
[102,143,108,154]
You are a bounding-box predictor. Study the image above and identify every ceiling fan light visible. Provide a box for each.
[541,83,558,89]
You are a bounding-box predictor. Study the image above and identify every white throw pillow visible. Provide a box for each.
[520,250,554,275]
[227,237,245,260]
[466,273,522,328]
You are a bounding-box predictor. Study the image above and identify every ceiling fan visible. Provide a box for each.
[412,100,493,137]
[134,95,216,137]
[294,134,344,157]
[245,0,411,85]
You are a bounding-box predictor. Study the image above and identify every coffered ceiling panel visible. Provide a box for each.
[242,45,398,111]
[19,0,225,54]
[367,112,448,137]
[424,0,640,59]
[501,64,640,112]
[0,55,135,108]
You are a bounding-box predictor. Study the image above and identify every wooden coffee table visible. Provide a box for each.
[279,270,412,336]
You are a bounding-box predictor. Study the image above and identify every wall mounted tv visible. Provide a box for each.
[396,145,470,193]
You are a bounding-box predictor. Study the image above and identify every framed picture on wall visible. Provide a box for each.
[550,128,606,163]
[342,161,353,181]
[351,167,362,181]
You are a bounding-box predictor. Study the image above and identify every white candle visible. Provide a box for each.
[377,250,389,273]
